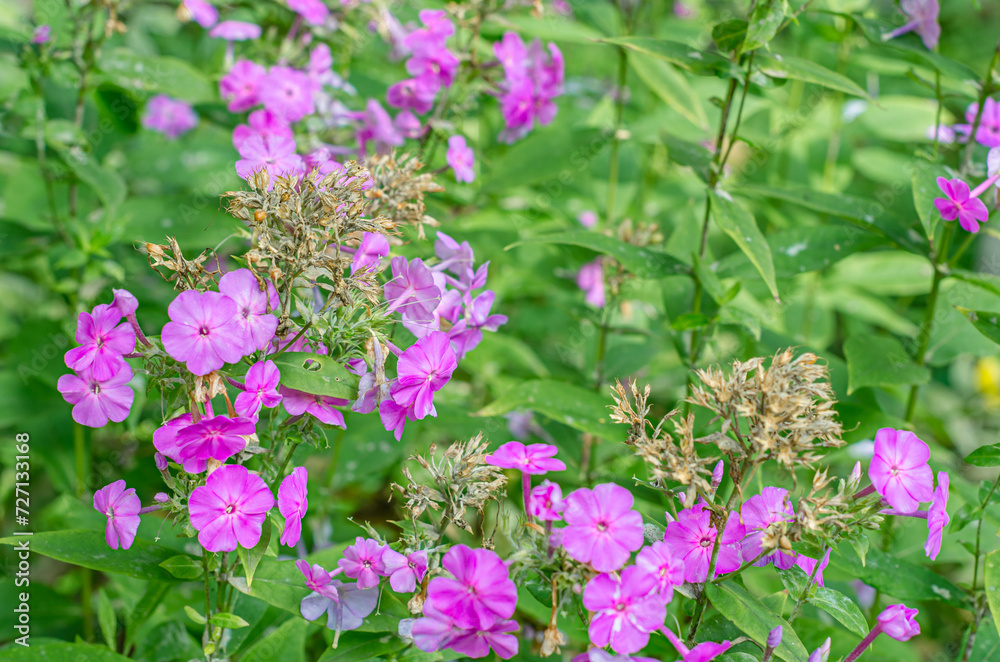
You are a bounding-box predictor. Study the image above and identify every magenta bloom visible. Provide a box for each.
[795,548,831,588]
[180,0,217,27]
[384,256,443,324]
[584,567,665,654]
[93,480,141,550]
[387,78,437,114]
[260,66,318,123]
[338,537,387,589]
[296,559,342,600]
[219,269,280,353]
[188,464,274,552]
[882,0,940,50]
[959,99,1000,148]
[234,360,282,419]
[486,442,566,474]
[32,25,51,44]
[278,466,309,547]
[577,258,605,307]
[878,603,920,641]
[287,0,329,25]
[220,59,267,112]
[447,135,475,183]
[562,483,644,572]
[209,20,261,41]
[65,303,135,381]
[662,627,732,662]
[934,177,990,233]
[741,486,796,569]
[236,133,306,183]
[495,33,564,142]
[394,110,424,139]
[664,504,745,583]
[58,365,135,428]
[281,387,348,427]
[392,331,457,420]
[636,541,685,601]
[426,545,517,630]
[351,232,391,275]
[527,480,565,521]
[578,210,598,228]
[142,95,198,139]
[300,579,378,633]
[403,11,458,90]
[162,290,245,375]
[382,549,428,593]
[412,602,519,659]
[434,232,475,280]
[925,471,950,560]
[379,399,415,441]
[449,290,508,360]
[869,427,934,513]
[175,415,254,467]
[355,99,404,155]
[233,109,293,152]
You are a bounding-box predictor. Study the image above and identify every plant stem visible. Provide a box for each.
[844,624,882,662]
[272,441,300,492]
[932,69,942,159]
[962,38,1000,174]
[971,472,1000,591]
[606,45,628,226]
[787,547,825,624]
[202,550,214,652]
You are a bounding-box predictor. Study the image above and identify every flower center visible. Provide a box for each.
[699,537,712,548]
[225,504,236,515]
[614,602,626,612]
[199,326,211,336]
[408,561,416,569]
[92,383,102,395]
[596,521,608,532]
[242,307,251,319]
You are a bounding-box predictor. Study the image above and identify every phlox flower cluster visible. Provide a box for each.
[494,31,565,143]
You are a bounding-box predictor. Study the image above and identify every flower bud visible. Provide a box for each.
[849,461,861,484]
[154,452,168,471]
[767,626,783,648]
[711,459,725,492]
[877,604,920,641]
[112,288,139,316]
[154,492,169,503]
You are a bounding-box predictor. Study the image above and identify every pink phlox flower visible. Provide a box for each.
[175,414,254,467]
[220,59,267,112]
[578,210,598,228]
[111,288,138,316]
[300,579,378,632]
[391,331,457,419]
[296,559,343,600]
[403,10,457,91]
[584,566,665,654]
[661,626,732,662]
[94,480,141,550]
[381,549,428,593]
[278,466,309,547]
[426,545,517,630]
[58,364,135,428]
[878,603,920,641]
[379,398,416,440]
[338,537,388,589]
[180,0,217,27]
[577,258,606,307]
[152,414,205,472]
[64,303,135,381]
[260,66,318,122]
[209,20,261,41]
[434,231,476,278]
[287,0,329,25]
[351,232,391,275]
[394,109,424,139]
[307,44,348,90]
[354,99,404,156]
[233,109,293,152]
[925,471,950,560]
[562,483,645,572]
[447,135,475,183]
[448,290,508,360]
[188,464,274,552]
[528,480,565,521]
[32,25,51,44]
[882,0,940,50]
[162,290,246,376]
[142,95,199,139]
[495,32,564,143]
[635,541,685,601]
[868,427,934,513]
[740,486,797,569]
[486,441,565,474]
[387,78,437,114]
[934,177,989,233]
[663,503,745,583]
[234,360,282,419]
[236,133,306,185]
[281,386,348,427]
[219,269,280,353]
[794,548,831,588]
[411,602,519,659]
[572,651,660,662]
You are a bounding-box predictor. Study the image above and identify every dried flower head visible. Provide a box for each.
[139,236,219,291]
[364,152,444,238]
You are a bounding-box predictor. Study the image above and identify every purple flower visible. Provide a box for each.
[220,59,267,112]
[448,290,507,359]
[296,559,342,600]
[562,483,644,572]
[486,441,565,474]
[925,471,949,560]
[447,135,475,183]
[795,549,831,588]
[300,579,378,633]
[287,0,329,25]
[391,332,457,419]
[189,464,275,552]
[153,414,202,472]
[338,537,387,589]
[958,98,1000,148]
[142,95,198,139]
[882,0,940,50]
[162,290,246,376]
[387,78,437,114]
[578,210,598,228]
[236,133,306,184]
[412,602,519,659]
[175,415,254,467]
[58,365,135,428]
[528,480,565,521]
[577,258,605,307]
[278,466,309,547]
[584,567,665,654]
[233,109,293,152]
[394,110,424,139]
[209,20,261,41]
[219,269,280,353]
[434,232,476,278]
[180,0,217,27]
[355,99,404,155]
[111,288,138,316]
[878,603,920,641]
[935,176,990,233]
[379,399,414,441]
[740,486,796,569]
[64,303,135,381]
[869,427,934,513]
[635,541,685,601]
[661,626,732,662]
[495,33,564,143]
[281,387,348,427]
[382,549,428,593]
[351,232,390,275]
[31,25,51,44]
[94,480,141,550]
[426,545,517,630]
[403,10,458,91]
[260,66,318,123]
[235,360,282,419]
[664,504,745,583]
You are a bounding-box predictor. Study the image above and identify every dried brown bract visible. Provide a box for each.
[140,236,218,291]
[364,152,444,238]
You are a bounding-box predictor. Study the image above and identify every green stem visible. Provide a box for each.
[202,550,214,652]
[606,45,628,225]
[932,69,943,159]
[787,547,826,624]
[971,472,1000,591]
[962,38,1000,174]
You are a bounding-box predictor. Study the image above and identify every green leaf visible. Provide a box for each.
[712,19,748,53]
[704,582,809,661]
[271,352,359,400]
[125,582,171,651]
[671,312,711,331]
[0,642,134,661]
[987,550,1000,640]
[159,554,205,580]
[743,0,788,52]
[597,36,742,78]
[966,444,1000,467]
[956,308,1000,346]
[97,48,215,103]
[912,163,944,242]
[238,519,271,588]
[239,617,309,662]
[184,605,207,625]
[211,612,251,629]
[55,148,127,210]
[0,530,192,582]
[229,544,350,615]
[717,225,885,279]
[710,190,780,302]
[483,14,605,44]
[757,53,870,99]
[509,231,688,278]
[776,567,868,638]
[96,588,117,652]
[831,543,967,608]
[483,126,603,193]
[660,132,712,181]
[628,51,708,129]
[474,379,622,441]
[720,655,761,662]
[317,632,409,661]
[843,335,930,394]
